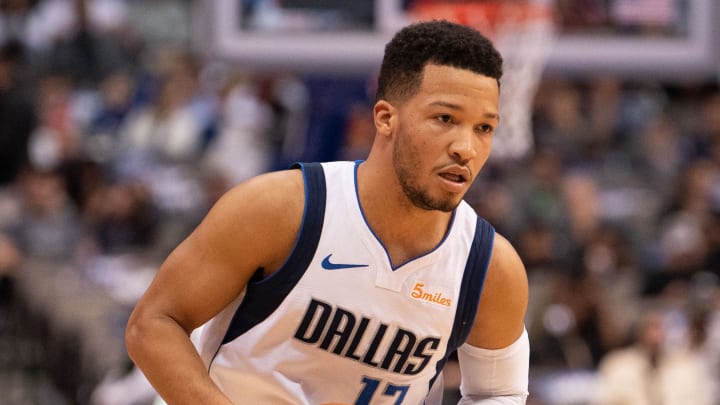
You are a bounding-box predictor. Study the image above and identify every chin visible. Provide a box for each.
[429,197,461,213]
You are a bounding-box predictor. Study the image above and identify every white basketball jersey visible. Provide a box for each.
[197,161,495,405]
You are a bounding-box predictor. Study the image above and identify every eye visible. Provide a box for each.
[436,114,453,124]
[476,124,494,134]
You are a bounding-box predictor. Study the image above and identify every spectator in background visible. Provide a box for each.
[124,0,191,67]
[592,308,715,405]
[0,39,36,186]
[512,149,569,242]
[203,72,272,187]
[43,0,131,87]
[467,179,518,238]
[705,92,720,152]
[586,77,622,156]
[259,73,309,169]
[561,172,600,246]
[0,0,128,53]
[82,180,158,255]
[118,50,203,165]
[7,167,83,260]
[707,206,720,277]
[0,38,31,334]
[27,72,82,170]
[645,159,717,295]
[516,220,558,274]
[0,0,37,43]
[528,264,627,371]
[0,232,21,312]
[633,114,686,196]
[532,79,589,165]
[84,69,138,164]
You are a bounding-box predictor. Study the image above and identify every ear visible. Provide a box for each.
[373,100,396,138]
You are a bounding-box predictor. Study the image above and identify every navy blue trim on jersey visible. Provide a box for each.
[352,160,457,271]
[220,162,327,345]
[427,217,495,395]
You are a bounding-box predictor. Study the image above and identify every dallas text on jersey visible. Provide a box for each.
[294,298,442,376]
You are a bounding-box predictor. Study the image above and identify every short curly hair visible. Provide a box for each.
[376,20,503,102]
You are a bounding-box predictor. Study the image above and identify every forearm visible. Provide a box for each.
[457,329,529,405]
[126,314,233,405]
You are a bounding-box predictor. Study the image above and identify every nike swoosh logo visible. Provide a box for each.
[321,254,369,270]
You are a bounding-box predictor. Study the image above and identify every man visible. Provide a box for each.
[126,20,529,404]
[593,310,715,405]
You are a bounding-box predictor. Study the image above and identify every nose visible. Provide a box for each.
[449,128,477,163]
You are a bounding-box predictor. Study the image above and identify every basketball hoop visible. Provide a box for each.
[408,1,557,160]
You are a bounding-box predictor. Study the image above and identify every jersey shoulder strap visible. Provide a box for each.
[221,162,327,344]
[428,216,495,394]
[449,216,495,350]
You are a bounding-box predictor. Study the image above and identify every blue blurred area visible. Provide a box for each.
[300,75,370,164]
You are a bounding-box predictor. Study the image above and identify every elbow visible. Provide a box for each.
[125,309,153,365]
[125,307,191,365]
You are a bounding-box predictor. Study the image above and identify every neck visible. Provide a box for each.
[356,159,453,267]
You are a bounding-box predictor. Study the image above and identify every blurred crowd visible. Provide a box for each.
[471,76,720,404]
[1,1,720,405]
[0,0,314,265]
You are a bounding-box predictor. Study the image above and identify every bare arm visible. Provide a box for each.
[125,170,305,405]
[457,233,530,404]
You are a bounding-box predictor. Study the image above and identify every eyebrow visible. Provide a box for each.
[429,101,500,121]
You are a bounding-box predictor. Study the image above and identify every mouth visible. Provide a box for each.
[438,172,466,183]
[437,166,471,192]
[438,166,471,183]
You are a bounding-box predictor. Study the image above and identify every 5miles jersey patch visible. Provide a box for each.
[408,281,453,308]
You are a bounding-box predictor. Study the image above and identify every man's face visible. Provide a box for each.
[391,64,500,212]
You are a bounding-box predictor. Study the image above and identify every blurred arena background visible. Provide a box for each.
[1,0,719,404]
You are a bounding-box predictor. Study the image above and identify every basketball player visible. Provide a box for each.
[126,20,529,404]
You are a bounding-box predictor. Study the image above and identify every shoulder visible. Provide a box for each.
[220,167,305,211]
[487,233,528,299]
[196,168,306,274]
[465,232,528,349]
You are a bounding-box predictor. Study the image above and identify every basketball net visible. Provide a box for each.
[409,1,557,160]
